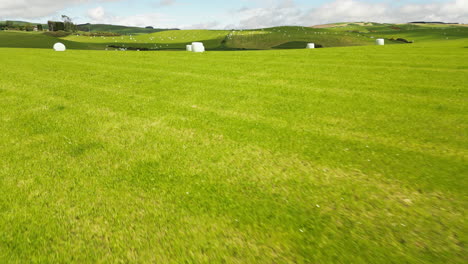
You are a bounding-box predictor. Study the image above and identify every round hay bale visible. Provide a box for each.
[306,43,315,49]
[53,42,66,51]
[376,39,385,45]
[192,42,205,53]
[186,45,193,52]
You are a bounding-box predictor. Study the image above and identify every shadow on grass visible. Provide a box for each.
[101,41,264,51]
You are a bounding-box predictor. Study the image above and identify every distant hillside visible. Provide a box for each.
[65,23,467,50]
[311,22,465,28]
[0,20,47,28]
[60,26,375,51]
[409,21,459,24]
[309,22,468,42]
[0,20,39,26]
[0,31,99,49]
[1,22,466,51]
[76,23,178,35]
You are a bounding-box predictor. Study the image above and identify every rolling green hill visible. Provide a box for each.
[58,25,409,51]
[0,31,104,49]
[62,29,231,50]
[223,26,374,49]
[313,22,468,42]
[0,20,43,26]
[76,23,176,34]
[0,22,467,51]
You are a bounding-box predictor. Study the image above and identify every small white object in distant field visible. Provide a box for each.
[53,42,66,51]
[306,43,315,49]
[192,42,205,53]
[186,45,193,52]
[376,38,385,45]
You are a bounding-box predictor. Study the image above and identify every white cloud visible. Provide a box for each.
[86,6,173,28]
[398,0,468,22]
[116,13,173,27]
[306,0,388,22]
[182,21,221,30]
[0,0,121,20]
[0,0,79,19]
[1,0,467,29]
[228,0,468,29]
[95,0,467,30]
[87,6,105,20]
[158,0,177,7]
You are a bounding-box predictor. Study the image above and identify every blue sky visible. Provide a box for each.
[1,0,466,29]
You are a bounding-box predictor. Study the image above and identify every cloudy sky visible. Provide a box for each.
[1,0,467,29]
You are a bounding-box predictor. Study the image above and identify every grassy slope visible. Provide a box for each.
[62,30,231,50]
[2,23,467,50]
[323,23,468,42]
[76,24,173,34]
[56,24,468,49]
[0,20,40,26]
[224,26,373,49]
[0,22,168,33]
[0,31,104,50]
[0,39,467,263]
[61,26,375,50]
[373,25,468,42]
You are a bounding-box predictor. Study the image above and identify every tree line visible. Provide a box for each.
[0,15,76,32]
[0,21,43,31]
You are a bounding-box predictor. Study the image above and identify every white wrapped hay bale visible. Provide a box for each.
[192,42,205,53]
[186,45,193,52]
[376,39,385,45]
[53,42,66,51]
[306,43,315,49]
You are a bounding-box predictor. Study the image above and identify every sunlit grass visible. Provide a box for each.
[2,23,467,51]
[0,38,467,263]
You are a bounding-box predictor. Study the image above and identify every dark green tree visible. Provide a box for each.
[25,24,34,31]
[47,21,55,31]
[6,21,13,29]
[48,21,65,31]
[61,15,77,32]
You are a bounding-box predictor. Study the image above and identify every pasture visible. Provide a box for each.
[0,26,467,263]
[4,23,467,51]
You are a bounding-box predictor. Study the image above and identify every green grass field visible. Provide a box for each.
[0,24,467,263]
[0,31,102,50]
[2,23,467,51]
[75,23,173,34]
[62,29,232,50]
